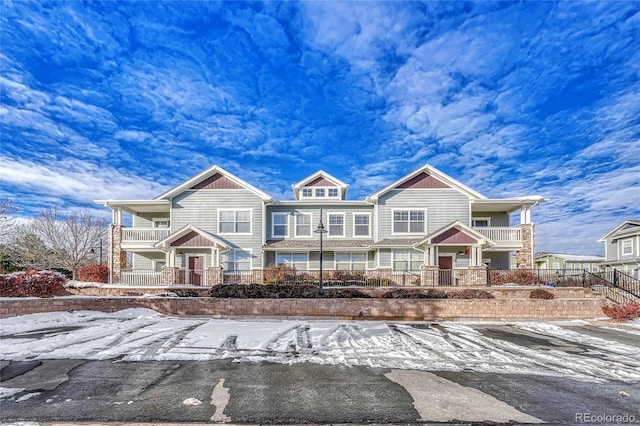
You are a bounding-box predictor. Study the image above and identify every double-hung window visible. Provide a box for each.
[328,213,345,237]
[219,210,251,234]
[222,249,252,271]
[392,249,422,272]
[302,188,313,198]
[335,253,366,271]
[272,213,288,238]
[295,213,311,237]
[276,253,308,270]
[328,188,338,197]
[393,210,425,233]
[353,214,370,237]
[622,239,633,256]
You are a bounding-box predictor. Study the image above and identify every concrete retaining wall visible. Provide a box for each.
[0,296,605,320]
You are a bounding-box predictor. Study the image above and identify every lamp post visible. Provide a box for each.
[314,209,327,291]
[90,241,103,265]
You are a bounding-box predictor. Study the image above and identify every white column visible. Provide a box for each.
[112,208,123,225]
[470,246,477,266]
[169,248,176,267]
[476,246,483,266]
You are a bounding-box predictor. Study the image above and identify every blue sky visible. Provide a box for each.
[1,1,639,255]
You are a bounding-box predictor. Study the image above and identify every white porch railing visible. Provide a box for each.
[122,228,171,242]
[121,270,163,286]
[473,226,521,242]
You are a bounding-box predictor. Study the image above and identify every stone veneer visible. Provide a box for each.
[109,224,127,284]
[516,223,535,269]
[0,297,605,320]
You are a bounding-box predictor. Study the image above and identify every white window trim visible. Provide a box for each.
[152,218,170,228]
[335,252,367,271]
[218,209,252,235]
[222,248,253,272]
[300,186,340,199]
[391,208,427,235]
[621,239,633,256]
[271,212,289,239]
[327,212,346,237]
[294,213,313,238]
[392,249,423,272]
[353,212,372,238]
[275,252,309,270]
[471,217,491,227]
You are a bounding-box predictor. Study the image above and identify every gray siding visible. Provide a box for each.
[472,212,509,227]
[171,189,264,268]
[484,252,510,269]
[378,249,391,268]
[377,189,470,239]
[132,252,164,269]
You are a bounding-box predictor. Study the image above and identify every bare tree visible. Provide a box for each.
[29,207,108,279]
[0,196,18,242]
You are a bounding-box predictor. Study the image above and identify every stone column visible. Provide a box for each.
[108,224,126,284]
[516,223,535,269]
[421,265,439,287]
[206,267,224,286]
[467,265,488,286]
[162,267,180,285]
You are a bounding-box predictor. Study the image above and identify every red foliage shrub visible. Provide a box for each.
[490,269,540,285]
[0,270,67,298]
[263,265,297,283]
[383,289,449,299]
[77,265,109,283]
[530,288,555,299]
[602,302,640,322]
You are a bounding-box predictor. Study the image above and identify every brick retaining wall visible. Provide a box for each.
[1,296,605,320]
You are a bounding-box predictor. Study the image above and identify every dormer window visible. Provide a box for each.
[328,188,338,197]
[315,188,325,197]
[302,188,313,197]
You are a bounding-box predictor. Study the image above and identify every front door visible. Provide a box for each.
[188,256,204,286]
[438,256,453,286]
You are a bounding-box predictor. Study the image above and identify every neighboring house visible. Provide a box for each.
[534,253,604,273]
[96,164,546,286]
[598,220,640,278]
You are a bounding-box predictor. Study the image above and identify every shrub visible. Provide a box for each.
[0,270,67,298]
[449,289,495,299]
[490,269,540,285]
[530,288,555,299]
[602,302,640,322]
[383,289,449,299]
[77,265,109,283]
[210,284,371,299]
[175,290,200,297]
[263,265,297,283]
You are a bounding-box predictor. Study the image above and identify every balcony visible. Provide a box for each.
[472,226,522,249]
[121,228,171,249]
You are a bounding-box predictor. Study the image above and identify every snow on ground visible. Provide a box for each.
[1,309,639,384]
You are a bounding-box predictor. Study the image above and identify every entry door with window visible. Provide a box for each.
[438,256,453,286]
[188,256,204,286]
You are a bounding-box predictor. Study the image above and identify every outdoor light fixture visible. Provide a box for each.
[314,209,327,291]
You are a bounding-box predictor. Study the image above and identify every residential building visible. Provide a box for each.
[97,164,546,286]
[598,220,640,278]
[534,253,604,273]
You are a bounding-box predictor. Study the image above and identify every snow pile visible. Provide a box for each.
[1,309,639,383]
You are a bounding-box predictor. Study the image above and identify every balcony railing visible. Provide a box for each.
[122,228,171,243]
[121,269,163,286]
[473,226,521,242]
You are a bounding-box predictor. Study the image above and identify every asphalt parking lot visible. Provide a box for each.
[1,311,639,424]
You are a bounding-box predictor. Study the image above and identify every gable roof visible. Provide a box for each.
[598,220,640,242]
[416,221,496,247]
[292,170,349,200]
[154,165,273,202]
[154,224,231,250]
[535,253,604,262]
[366,164,486,202]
